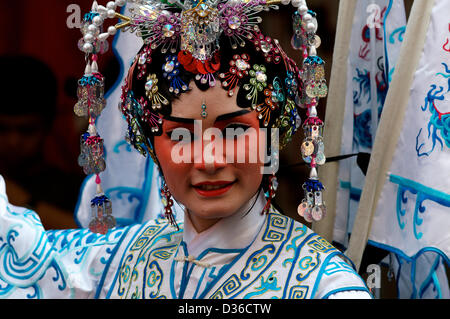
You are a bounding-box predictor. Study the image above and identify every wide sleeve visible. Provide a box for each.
[312,253,372,299]
[0,175,131,299]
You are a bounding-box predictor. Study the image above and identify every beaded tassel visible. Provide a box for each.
[262,173,278,215]
[291,1,328,222]
[75,1,121,233]
[89,180,115,234]
[161,184,179,230]
[297,168,327,222]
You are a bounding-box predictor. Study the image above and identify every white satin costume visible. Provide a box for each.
[0,175,370,299]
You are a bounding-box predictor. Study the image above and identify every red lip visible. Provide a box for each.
[192,180,235,197]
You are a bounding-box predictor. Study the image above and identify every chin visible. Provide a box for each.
[193,198,240,218]
[174,182,259,219]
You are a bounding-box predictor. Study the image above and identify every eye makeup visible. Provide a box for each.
[162,109,258,143]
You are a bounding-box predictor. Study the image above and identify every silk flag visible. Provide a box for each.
[333,0,406,247]
[347,0,450,298]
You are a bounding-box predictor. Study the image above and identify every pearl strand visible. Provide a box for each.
[79,0,127,54]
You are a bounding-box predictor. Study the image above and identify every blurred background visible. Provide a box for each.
[0,0,120,229]
[0,0,415,297]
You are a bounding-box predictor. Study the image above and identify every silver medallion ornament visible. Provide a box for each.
[297,175,326,223]
[89,194,116,234]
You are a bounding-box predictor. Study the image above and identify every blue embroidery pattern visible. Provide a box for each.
[243,271,281,299]
[288,285,309,299]
[368,240,449,299]
[211,274,241,299]
[111,209,368,299]
[0,199,126,298]
[415,63,450,157]
[352,59,388,149]
[390,174,450,240]
[115,220,181,299]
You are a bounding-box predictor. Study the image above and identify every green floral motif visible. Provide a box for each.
[243,64,268,107]
[275,99,299,149]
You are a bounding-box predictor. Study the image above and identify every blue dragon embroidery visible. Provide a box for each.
[416,63,450,157]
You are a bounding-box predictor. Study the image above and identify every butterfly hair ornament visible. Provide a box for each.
[74,0,328,232]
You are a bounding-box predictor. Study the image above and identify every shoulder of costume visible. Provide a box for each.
[121,217,184,251]
[258,206,369,299]
[268,210,369,299]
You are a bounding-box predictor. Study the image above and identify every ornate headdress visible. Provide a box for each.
[74,0,328,233]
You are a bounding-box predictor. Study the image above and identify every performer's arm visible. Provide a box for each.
[0,175,129,299]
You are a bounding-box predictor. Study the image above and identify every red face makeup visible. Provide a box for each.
[153,85,265,232]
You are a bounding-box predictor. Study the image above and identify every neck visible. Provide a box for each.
[188,215,220,234]
[187,189,262,233]
[182,189,267,256]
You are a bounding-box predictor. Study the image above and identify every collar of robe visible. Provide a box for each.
[181,189,267,261]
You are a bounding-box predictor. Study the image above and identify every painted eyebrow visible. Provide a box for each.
[163,115,195,124]
[215,109,251,122]
[163,109,251,124]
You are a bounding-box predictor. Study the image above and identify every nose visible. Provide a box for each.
[193,131,226,173]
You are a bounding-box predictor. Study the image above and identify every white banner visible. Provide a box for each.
[367,0,450,298]
[334,0,406,246]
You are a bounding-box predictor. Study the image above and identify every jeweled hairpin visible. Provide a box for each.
[219,53,250,97]
[139,97,163,133]
[276,98,300,148]
[243,64,268,107]
[252,32,282,64]
[256,84,277,127]
[272,76,286,105]
[145,73,170,109]
[162,55,189,94]
[137,44,152,79]
[256,75,287,128]
[180,2,221,61]
[120,88,157,160]
[127,3,182,54]
[218,0,267,49]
